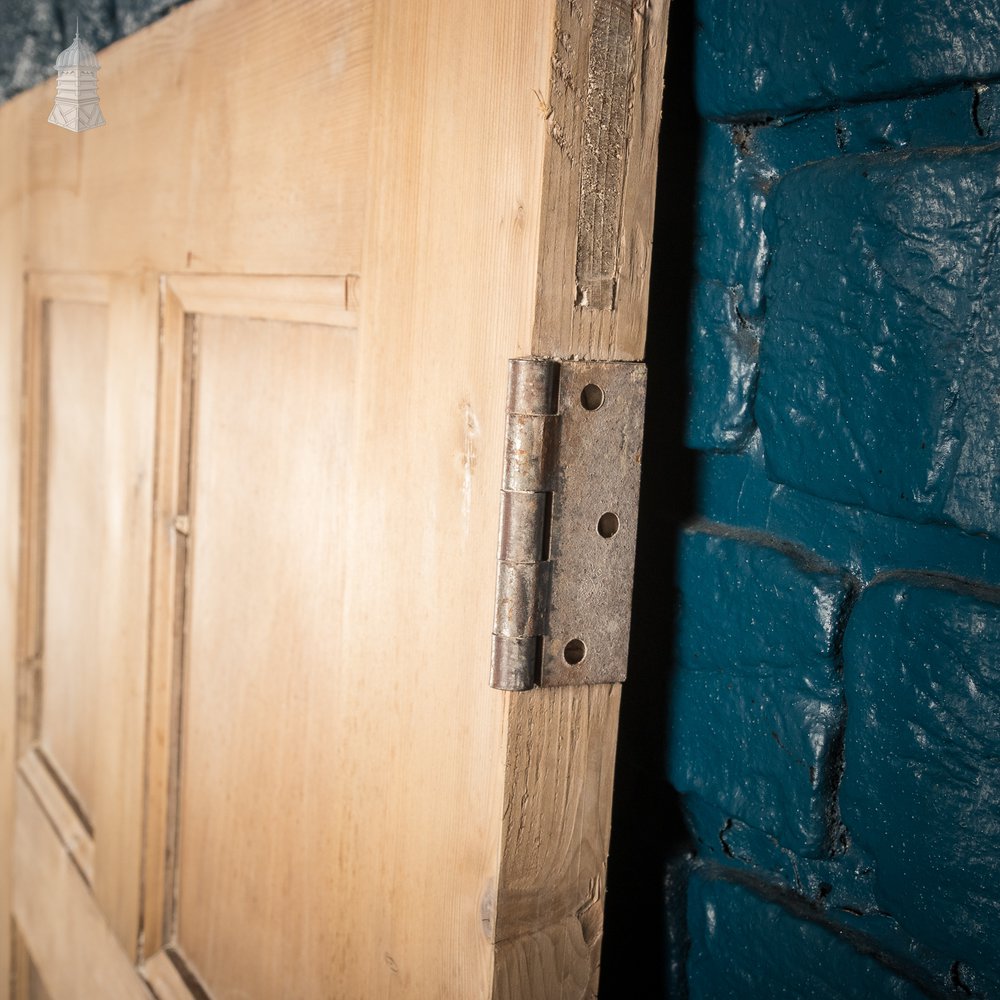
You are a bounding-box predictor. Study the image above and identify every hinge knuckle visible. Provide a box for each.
[502,413,559,492]
[490,635,538,692]
[507,358,558,415]
[493,561,549,637]
[497,489,547,562]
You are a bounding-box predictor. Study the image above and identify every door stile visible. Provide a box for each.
[490,1,669,995]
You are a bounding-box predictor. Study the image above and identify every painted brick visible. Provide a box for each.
[698,437,1000,597]
[686,86,1000,454]
[668,525,853,856]
[687,123,767,450]
[696,0,1000,121]
[686,278,758,450]
[686,872,927,1000]
[840,574,1000,983]
[757,144,1000,539]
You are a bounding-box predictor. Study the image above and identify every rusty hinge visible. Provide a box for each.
[490,358,647,690]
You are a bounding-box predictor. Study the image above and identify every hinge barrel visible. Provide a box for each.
[490,359,560,690]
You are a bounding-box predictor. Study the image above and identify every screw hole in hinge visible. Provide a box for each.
[580,383,605,410]
[563,638,587,665]
[597,512,620,538]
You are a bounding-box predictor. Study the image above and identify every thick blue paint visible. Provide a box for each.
[695,0,1000,121]
[685,873,929,1000]
[669,526,851,855]
[758,144,1000,537]
[676,2,1000,996]
[698,436,1000,587]
[685,83,1000,454]
[841,575,1000,983]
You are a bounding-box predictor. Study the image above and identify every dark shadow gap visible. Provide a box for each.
[600,0,700,996]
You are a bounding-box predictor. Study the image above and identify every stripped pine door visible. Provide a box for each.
[0,1,667,998]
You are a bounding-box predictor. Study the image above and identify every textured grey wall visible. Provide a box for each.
[0,0,190,103]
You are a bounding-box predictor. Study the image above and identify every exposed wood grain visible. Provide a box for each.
[490,3,669,996]
[16,274,158,964]
[141,280,193,960]
[11,923,53,1000]
[25,0,372,279]
[493,686,622,999]
[142,276,360,971]
[12,776,152,1000]
[39,296,109,822]
[172,312,356,999]
[0,88,30,998]
[533,0,669,360]
[164,274,358,328]
[94,273,159,957]
[18,750,95,886]
[343,1,557,994]
[15,291,47,762]
[25,273,111,305]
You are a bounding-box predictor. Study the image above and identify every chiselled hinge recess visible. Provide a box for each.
[490,358,647,690]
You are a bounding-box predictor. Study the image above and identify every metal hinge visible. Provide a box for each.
[490,358,647,690]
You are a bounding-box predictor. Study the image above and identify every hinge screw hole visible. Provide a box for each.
[563,638,587,665]
[597,512,620,538]
[580,383,604,410]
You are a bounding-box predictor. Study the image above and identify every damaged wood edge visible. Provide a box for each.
[492,683,621,999]
[574,0,639,311]
[533,0,669,361]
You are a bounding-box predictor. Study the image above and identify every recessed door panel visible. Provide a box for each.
[143,277,359,998]
[40,299,109,825]
[14,272,159,971]
[179,314,355,998]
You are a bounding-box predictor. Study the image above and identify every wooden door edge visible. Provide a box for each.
[491,1,669,996]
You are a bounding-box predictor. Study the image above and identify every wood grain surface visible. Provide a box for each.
[0,0,669,995]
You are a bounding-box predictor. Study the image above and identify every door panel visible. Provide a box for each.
[39,297,108,822]
[0,0,668,996]
[16,274,158,958]
[177,313,354,999]
[145,277,358,997]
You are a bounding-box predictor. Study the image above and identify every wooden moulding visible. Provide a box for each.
[17,750,95,888]
[140,274,360,996]
[12,775,151,1000]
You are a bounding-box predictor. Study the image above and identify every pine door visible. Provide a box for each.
[0,1,667,997]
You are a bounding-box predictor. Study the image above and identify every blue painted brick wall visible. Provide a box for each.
[666,0,1000,996]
